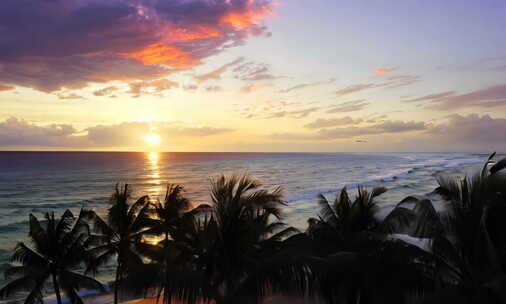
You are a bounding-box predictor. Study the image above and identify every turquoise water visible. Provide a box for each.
[0,151,487,292]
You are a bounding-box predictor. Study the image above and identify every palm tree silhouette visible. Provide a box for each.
[86,184,152,304]
[397,153,506,303]
[140,184,211,303]
[0,210,104,304]
[143,174,300,304]
[306,186,435,303]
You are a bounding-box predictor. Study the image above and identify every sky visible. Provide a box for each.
[1,0,506,152]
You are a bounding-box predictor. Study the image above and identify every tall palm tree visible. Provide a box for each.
[0,210,104,304]
[86,184,152,304]
[146,174,302,304]
[140,184,211,303]
[147,184,210,245]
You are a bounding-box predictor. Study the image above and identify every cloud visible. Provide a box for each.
[492,65,506,72]
[428,114,506,147]
[333,76,420,97]
[335,84,376,96]
[382,75,420,89]
[279,78,336,93]
[326,100,369,113]
[374,68,397,75]
[267,113,506,151]
[86,122,232,146]
[404,84,506,110]
[194,57,244,83]
[205,85,222,92]
[0,84,14,91]
[0,117,81,147]
[0,55,171,93]
[270,120,427,141]
[233,62,279,81]
[304,117,363,129]
[402,91,455,103]
[55,92,86,100]
[0,0,275,92]
[264,107,320,119]
[239,83,272,93]
[127,79,179,97]
[0,117,232,148]
[93,86,120,97]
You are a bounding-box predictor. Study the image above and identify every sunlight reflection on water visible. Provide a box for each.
[146,152,162,195]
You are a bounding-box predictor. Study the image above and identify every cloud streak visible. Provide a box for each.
[279,78,335,93]
[270,119,427,141]
[403,84,506,110]
[304,117,363,129]
[194,57,244,83]
[0,117,233,148]
[326,100,369,113]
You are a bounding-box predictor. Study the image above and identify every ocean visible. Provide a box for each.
[0,151,487,298]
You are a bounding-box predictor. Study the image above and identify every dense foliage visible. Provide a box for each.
[1,154,506,304]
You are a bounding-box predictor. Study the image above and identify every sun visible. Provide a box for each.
[143,133,162,145]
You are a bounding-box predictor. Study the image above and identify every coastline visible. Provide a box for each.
[0,152,497,303]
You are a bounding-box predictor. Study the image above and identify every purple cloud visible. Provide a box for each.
[404,84,506,110]
[0,0,275,92]
[0,117,233,148]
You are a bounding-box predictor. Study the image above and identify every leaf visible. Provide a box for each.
[378,207,416,234]
[490,158,506,175]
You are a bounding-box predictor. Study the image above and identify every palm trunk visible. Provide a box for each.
[114,264,121,304]
[52,272,63,304]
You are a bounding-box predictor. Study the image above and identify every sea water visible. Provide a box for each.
[0,151,487,300]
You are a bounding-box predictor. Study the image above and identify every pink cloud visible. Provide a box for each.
[374,68,397,75]
[0,0,276,92]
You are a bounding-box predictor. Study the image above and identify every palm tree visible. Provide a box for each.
[140,184,211,303]
[85,184,152,304]
[147,184,210,245]
[306,186,435,303]
[306,186,397,252]
[0,210,104,304]
[147,174,302,304]
[398,153,506,303]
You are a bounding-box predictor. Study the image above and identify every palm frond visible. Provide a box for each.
[490,157,506,175]
[317,193,338,225]
[378,207,416,234]
[11,243,48,268]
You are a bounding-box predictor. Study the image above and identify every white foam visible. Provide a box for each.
[286,155,484,203]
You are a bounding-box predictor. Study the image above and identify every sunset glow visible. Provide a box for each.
[1,1,506,152]
[143,134,162,146]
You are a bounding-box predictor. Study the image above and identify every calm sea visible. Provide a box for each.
[0,151,487,292]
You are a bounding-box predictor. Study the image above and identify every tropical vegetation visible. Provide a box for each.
[1,154,506,304]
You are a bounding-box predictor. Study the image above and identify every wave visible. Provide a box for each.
[286,155,484,203]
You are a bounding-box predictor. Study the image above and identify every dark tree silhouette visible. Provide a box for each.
[85,184,152,304]
[0,210,104,304]
[397,153,506,303]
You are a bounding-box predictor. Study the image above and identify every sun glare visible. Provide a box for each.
[143,134,162,145]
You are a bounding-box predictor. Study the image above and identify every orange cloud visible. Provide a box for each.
[374,68,397,75]
[221,3,274,30]
[129,43,200,68]
[0,84,14,91]
[170,26,223,41]
[240,83,273,93]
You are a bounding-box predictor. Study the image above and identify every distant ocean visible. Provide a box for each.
[0,151,487,296]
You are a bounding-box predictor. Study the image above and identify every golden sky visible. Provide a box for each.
[1,1,506,152]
